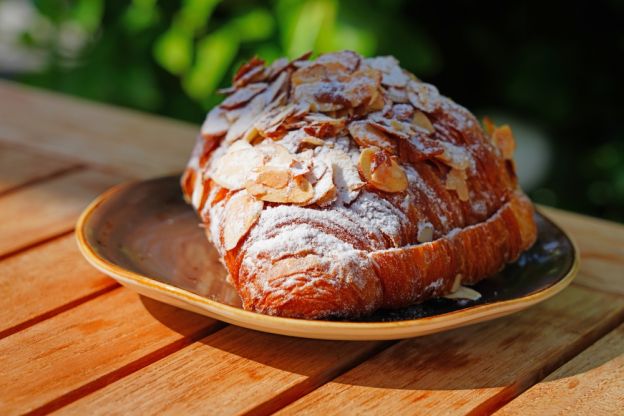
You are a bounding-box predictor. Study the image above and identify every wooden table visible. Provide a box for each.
[0,80,622,416]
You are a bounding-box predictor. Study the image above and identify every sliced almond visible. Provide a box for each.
[358,147,408,193]
[444,285,481,301]
[307,163,337,206]
[407,81,440,113]
[319,149,364,203]
[300,136,325,148]
[291,63,329,86]
[386,86,409,104]
[248,175,313,204]
[220,82,268,110]
[348,120,397,153]
[436,142,472,170]
[492,124,516,159]
[482,116,495,136]
[256,168,290,189]
[224,92,266,143]
[221,191,263,250]
[303,114,346,138]
[201,108,230,139]
[392,103,415,121]
[316,50,361,73]
[445,168,470,201]
[417,222,434,243]
[412,110,435,134]
[211,147,264,190]
[233,56,266,87]
[289,176,315,204]
[451,274,463,292]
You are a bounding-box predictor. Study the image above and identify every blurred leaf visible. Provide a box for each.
[153,27,192,74]
[182,27,239,102]
[231,8,275,42]
[71,0,104,32]
[284,0,337,57]
[122,0,160,33]
[331,24,376,56]
[176,0,221,34]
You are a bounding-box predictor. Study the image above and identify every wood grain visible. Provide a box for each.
[278,286,624,416]
[542,206,624,296]
[0,288,218,415]
[495,323,624,416]
[0,234,117,338]
[58,326,388,415]
[0,169,120,257]
[0,144,79,195]
[0,80,197,178]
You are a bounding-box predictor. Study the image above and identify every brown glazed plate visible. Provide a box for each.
[76,176,578,340]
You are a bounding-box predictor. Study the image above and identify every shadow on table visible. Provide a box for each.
[140,292,619,391]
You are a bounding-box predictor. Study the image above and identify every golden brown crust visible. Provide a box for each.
[182,51,538,319]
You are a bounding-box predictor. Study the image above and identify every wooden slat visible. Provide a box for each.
[278,286,624,415]
[542,206,624,296]
[0,144,80,195]
[0,169,120,257]
[0,80,197,178]
[57,326,387,415]
[0,234,117,338]
[495,323,624,416]
[0,288,219,415]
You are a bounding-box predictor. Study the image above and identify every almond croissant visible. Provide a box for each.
[181,51,537,319]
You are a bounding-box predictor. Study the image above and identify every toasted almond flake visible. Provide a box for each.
[348,120,397,153]
[319,149,364,203]
[482,116,495,136]
[445,168,470,201]
[392,103,415,121]
[381,65,410,88]
[266,57,289,79]
[316,50,361,72]
[224,93,266,143]
[492,124,516,159]
[201,108,230,139]
[417,222,434,243]
[358,147,408,193]
[292,64,328,86]
[264,71,290,104]
[436,142,472,170]
[248,175,314,204]
[309,165,337,206]
[221,191,263,250]
[407,81,440,113]
[412,110,435,134]
[256,168,290,189]
[303,114,346,138]
[300,136,325,147]
[386,86,409,103]
[444,285,481,301]
[233,56,266,87]
[220,82,268,110]
[211,147,264,190]
[290,176,315,204]
[451,274,463,292]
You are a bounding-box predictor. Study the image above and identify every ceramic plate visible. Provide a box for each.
[76,176,578,340]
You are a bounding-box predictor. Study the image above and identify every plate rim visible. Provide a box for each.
[75,176,579,340]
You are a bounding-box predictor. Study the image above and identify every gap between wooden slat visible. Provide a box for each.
[0,284,120,340]
[25,321,227,416]
[241,341,397,416]
[0,164,85,198]
[572,281,624,298]
[462,303,624,415]
[0,228,76,262]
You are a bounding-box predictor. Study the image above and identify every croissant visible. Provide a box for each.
[181,51,537,319]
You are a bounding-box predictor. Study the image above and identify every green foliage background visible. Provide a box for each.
[9,0,624,221]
